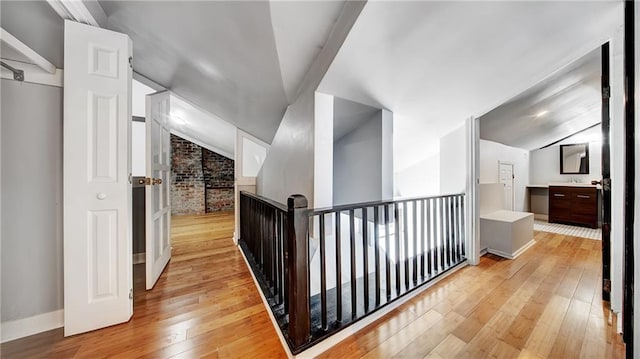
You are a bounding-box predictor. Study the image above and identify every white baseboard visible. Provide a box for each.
[133,252,146,264]
[486,239,536,260]
[1,309,63,343]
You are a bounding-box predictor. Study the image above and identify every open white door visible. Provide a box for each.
[63,20,133,336]
[145,91,171,289]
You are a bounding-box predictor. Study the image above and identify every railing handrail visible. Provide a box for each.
[308,192,465,216]
[240,190,288,212]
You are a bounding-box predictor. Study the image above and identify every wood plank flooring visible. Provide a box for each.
[1,212,287,359]
[319,231,625,359]
[2,217,626,358]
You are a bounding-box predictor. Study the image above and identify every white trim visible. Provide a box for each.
[0,59,63,87]
[467,116,480,265]
[0,28,57,74]
[133,252,145,264]
[486,239,536,260]
[170,128,234,160]
[1,310,64,343]
[46,0,99,27]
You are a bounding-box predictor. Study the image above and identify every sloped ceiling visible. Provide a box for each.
[0,0,64,68]
[318,1,622,171]
[99,0,344,144]
[479,47,601,151]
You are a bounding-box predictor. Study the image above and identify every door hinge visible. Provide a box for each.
[138,177,151,185]
[603,279,611,293]
[603,178,611,191]
[128,56,133,69]
[602,86,610,99]
[129,288,133,300]
[128,173,132,184]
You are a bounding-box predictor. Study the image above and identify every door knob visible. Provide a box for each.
[591,180,602,185]
[96,193,107,200]
[152,178,162,185]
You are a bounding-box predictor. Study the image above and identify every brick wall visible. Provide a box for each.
[203,149,235,212]
[171,134,235,215]
[171,135,205,214]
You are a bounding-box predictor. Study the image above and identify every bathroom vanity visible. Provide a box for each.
[526,183,599,228]
[548,184,598,228]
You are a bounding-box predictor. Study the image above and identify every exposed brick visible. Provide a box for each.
[171,134,235,215]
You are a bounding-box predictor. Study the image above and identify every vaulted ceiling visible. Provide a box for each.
[1,1,624,167]
[318,1,622,171]
[98,0,345,143]
[479,47,602,151]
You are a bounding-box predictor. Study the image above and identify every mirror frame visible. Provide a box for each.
[559,143,590,174]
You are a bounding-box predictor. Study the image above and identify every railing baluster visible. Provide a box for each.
[362,207,369,313]
[426,198,432,276]
[402,202,409,290]
[439,197,445,272]
[350,209,357,320]
[460,196,466,257]
[454,196,460,262]
[374,206,381,307]
[320,214,327,330]
[445,197,451,268]
[394,203,401,296]
[384,204,391,301]
[335,212,342,323]
[420,200,428,280]
[412,200,418,286]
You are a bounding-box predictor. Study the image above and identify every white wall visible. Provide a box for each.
[440,124,468,195]
[313,92,334,208]
[1,80,63,325]
[479,139,530,212]
[529,142,602,185]
[257,2,366,207]
[333,112,382,205]
[394,153,440,198]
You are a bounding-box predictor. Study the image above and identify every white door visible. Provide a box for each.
[499,162,514,211]
[145,91,172,289]
[63,20,133,336]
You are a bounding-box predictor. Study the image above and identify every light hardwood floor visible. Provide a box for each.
[1,212,287,359]
[320,230,625,359]
[2,214,626,358]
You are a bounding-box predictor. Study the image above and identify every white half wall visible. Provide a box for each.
[479,139,530,212]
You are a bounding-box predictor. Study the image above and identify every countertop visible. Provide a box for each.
[526,183,600,189]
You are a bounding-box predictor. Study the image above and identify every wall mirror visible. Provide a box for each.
[560,143,589,174]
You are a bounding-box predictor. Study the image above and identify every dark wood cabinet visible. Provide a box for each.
[549,186,598,228]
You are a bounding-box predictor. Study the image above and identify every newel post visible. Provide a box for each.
[286,194,310,347]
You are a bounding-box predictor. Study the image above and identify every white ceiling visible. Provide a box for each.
[480,47,601,151]
[98,0,344,144]
[319,1,622,171]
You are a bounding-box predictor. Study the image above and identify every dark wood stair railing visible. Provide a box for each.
[238,191,466,354]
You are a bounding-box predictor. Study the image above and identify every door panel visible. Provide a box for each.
[145,91,172,290]
[63,20,132,336]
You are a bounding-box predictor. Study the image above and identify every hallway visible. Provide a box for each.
[1,212,287,358]
[1,218,626,358]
